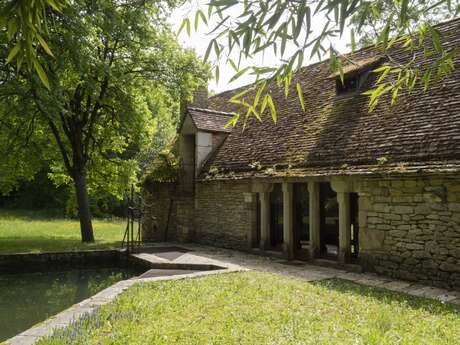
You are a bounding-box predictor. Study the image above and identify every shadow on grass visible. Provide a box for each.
[312,278,460,316]
[0,236,122,254]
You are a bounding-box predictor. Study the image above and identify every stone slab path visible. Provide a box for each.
[138,242,460,304]
[7,243,460,345]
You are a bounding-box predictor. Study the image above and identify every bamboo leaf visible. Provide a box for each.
[203,39,214,62]
[267,94,277,123]
[229,66,251,82]
[350,28,356,52]
[6,42,21,64]
[178,18,190,36]
[32,58,50,90]
[400,0,409,25]
[36,33,54,57]
[428,25,442,53]
[224,113,240,128]
[296,82,305,112]
[215,65,220,83]
[7,19,17,39]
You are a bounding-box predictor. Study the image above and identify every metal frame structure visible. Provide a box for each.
[121,185,142,253]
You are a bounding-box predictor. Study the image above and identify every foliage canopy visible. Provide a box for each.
[0,0,207,240]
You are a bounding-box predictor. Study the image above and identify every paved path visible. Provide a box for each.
[136,242,460,304]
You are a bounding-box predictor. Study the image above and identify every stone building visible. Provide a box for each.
[143,18,460,289]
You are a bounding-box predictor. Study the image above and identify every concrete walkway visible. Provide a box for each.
[138,242,460,304]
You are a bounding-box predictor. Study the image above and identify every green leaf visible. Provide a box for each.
[260,94,269,116]
[215,65,220,83]
[284,71,291,99]
[36,33,54,57]
[209,0,238,7]
[350,29,356,52]
[195,9,207,30]
[227,58,238,71]
[229,66,251,83]
[428,25,442,53]
[178,18,190,36]
[32,58,50,90]
[6,42,21,64]
[7,18,17,39]
[294,5,305,41]
[46,0,64,12]
[400,0,409,25]
[230,87,252,103]
[224,113,240,128]
[253,81,267,107]
[296,82,305,112]
[267,94,277,123]
[203,39,215,62]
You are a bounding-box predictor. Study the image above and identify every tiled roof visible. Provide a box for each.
[187,107,234,133]
[201,161,460,181]
[202,18,460,179]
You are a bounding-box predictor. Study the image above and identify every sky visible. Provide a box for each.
[169,1,351,95]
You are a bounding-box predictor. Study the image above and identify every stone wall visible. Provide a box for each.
[359,175,460,289]
[142,180,255,250]
[142,182,176,242]
[194,181,254,249]
[143,174,460,289]
[0,250,127,274]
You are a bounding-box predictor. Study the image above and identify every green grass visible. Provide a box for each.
[0,209,125,254]
[39,272,460,345]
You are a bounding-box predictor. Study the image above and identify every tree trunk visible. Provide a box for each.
[74,171,95,242]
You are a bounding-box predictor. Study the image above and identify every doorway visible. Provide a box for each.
[319,182,339,258]
[270,184,283,250]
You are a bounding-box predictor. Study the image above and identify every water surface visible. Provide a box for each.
[0,267,142,341]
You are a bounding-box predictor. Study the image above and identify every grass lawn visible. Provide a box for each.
[39,272,460,345]
[0,209,124,254]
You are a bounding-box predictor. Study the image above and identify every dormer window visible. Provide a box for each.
[336,74,360,95]
[331,56,384,97]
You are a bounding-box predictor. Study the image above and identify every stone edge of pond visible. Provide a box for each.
[5,253,246,345]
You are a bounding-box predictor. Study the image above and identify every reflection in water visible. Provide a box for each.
[0,267,141,341]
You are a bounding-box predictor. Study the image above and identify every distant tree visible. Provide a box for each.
[0,0,207,242]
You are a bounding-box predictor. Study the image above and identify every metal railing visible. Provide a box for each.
[121,185,142,253]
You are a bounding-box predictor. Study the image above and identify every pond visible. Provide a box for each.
[0,266,144,341]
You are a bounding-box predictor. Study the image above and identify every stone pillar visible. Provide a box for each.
[337,191,351,263]
[308,181,320,258]
[259,191,271,250]
[282,182,294,259]
[243,192,257,249]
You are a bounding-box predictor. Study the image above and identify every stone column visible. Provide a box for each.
[308,181,320,258]
[243,192,257,249]
[259,191,271,250]
[337,191,351,263]
[282,182,294,259]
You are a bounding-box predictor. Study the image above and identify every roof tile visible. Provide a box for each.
[203,18,460,178]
